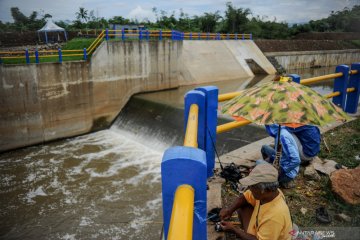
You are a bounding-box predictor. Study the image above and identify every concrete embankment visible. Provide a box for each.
[0,40,181,152]
[0,39,276,152]
[265,49,360,70]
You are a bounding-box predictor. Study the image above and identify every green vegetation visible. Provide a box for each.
[62,38,96,50]
[1,3,359,39]
[287,117,360,227]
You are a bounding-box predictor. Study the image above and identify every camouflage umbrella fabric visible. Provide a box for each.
[221,80,350,127]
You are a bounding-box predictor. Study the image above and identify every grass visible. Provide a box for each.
[286,117,360,227]
[1,38,96,64]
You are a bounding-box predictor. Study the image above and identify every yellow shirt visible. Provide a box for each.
[243,189,292,240]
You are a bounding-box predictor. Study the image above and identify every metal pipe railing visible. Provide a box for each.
[167,184,194,240]
[184,104,199,148]
[217,119,251,134]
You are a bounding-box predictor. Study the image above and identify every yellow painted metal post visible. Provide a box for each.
[184,104,199,148]
[167,185,195,240]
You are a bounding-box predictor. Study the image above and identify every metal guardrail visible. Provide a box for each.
[0,29,251,64]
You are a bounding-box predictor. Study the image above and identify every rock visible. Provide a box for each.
[335,213,352,222]
[304,164,321,181]
[330,168,360,205]
[313,157,342,176]
[300,207,308,215]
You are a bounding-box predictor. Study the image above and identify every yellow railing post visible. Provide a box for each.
[167,185,195,240]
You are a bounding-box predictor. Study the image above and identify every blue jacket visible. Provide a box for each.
[285,125,321,157]
[265,125,300,179]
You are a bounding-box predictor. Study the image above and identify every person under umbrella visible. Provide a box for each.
[260,124,300,189]
[285,124,321,163]
[221,76,350,183]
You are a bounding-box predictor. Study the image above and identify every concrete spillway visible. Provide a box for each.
[0,40,275,152]
[180,40,276,84]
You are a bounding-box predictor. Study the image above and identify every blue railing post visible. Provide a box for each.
[206,32,209,40]
[159,30,162,40]
[333,65,349,109]
[196,86,219,178]
[113,24,116,39]
[235,33,238,40]
[105,28,109,41]
[35,49,39,64]
[226,33,230,40]
[83,48,87,60]
[139,30,143,40]
[250,33,253,40]
[121,28,125,41]
[161,147,207,240]
[288,74,301,84]
[58,48,62,63]
[242,34,245,40]
[198,32,201,40]
[345,63,360,113]
[25,49,30,64]
[146,30,149,41]
[216,33,220,40]
[190,32,192,40]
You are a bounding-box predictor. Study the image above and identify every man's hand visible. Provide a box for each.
[219,208,233,220]
[220,221,235,232]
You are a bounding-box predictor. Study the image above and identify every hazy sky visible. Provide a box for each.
[0,0,359,24]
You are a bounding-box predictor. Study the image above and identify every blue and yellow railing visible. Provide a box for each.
[0,29,251,64]
[161,63,360,240]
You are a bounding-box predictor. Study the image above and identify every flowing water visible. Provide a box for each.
[0,66,340,239]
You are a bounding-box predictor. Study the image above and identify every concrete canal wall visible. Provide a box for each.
[0,40,181,152]
[265,49,360,70]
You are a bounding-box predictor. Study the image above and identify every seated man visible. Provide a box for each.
[219,164,292,240]
[260,124,300,188]
[285,125,321,163]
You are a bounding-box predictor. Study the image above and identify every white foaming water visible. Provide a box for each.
[0,128,165,239]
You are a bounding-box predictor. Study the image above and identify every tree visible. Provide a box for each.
[76,7,89,23]
[223,2,251,33]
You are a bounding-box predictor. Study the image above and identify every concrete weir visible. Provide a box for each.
[0,40,275,152]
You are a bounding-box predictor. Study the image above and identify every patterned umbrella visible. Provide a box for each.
[221,77,350,169]
[221,78,350,127]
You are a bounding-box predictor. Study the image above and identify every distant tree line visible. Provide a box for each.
[0,3,359,39]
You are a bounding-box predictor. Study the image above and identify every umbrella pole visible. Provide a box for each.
[273,125,282,170]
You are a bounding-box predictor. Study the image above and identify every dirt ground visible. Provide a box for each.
[220,118,360,239]
[254,39,359,52]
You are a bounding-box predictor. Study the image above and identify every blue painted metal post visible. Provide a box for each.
[235,33,238,40]
[25,49,30,64]
[139,30,143,40]
[216,33,220,40]
[35,49,39,64]
[146,30,149,41]
[184,90,206,150]
[288,74,301,84]
[345,63,360,113]
[196,86,219,178]
[333,65,349,109]
[159,30,162,40]
[206,32,209,40]
[226,33,230,40]
[250,33,253,40]
[83,48,87,60]
[190,32,192,40]
[105,28,109,41]
[242,34,245,40]
[171,30,174,40]
[113,24,116,39]
[198,32,201,40]
[121,28,125,41]
[161,146,207,240]
[58,48,62,63]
